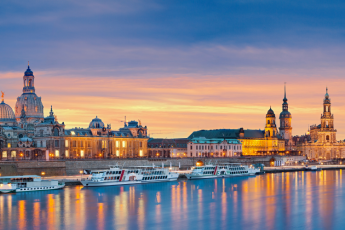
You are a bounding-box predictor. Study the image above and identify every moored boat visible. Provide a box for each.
[81,165,179,187]
[0,175,65,194]
[186,163,259,180]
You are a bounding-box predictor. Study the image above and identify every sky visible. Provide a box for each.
[2,0,345,139]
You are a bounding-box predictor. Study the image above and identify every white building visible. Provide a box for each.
[188,137,242,157]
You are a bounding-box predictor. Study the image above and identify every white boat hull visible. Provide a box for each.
[15,184,65,192]
[81,180,142,187]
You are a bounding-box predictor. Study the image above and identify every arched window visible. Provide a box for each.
[53,128,59,136]
[29,79,32,87]
[268,120,270,124]
[326,135,330,141]
[328,106,330,112]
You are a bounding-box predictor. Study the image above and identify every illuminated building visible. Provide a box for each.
[0,65,148,160]
[64,119,148,159]
[147,138,189,158]
[189,108,286,156]
[298,88,345,159]
[15,65,44,124]
[187,137,242,157]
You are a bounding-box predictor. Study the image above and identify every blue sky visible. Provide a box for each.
[2,0,345,138]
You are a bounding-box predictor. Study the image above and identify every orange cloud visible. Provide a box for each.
[1,70,345,139]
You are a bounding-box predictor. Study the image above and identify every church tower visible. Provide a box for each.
[265,107,278,138]
[318,88,336,143]
[279,83,292,141]
[15,64,44,124]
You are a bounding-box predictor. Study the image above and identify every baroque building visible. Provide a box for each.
[279,84,292,147]
[296,88,345,160]
[0,65,149,160]
[188,107,286,156]
[298,88,345,159]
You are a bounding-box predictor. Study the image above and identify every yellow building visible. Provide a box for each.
[188,107,286,156]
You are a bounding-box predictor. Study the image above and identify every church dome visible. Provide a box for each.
[0,101,16,122]
[25,66,33,76]
[89,116,104,129]
[266,107,275,118]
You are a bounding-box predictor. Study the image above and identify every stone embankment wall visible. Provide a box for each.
[0,155,306,176]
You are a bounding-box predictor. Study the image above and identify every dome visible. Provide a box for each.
[25,66,33,76]
[0,101,16,122]
[266,107,275,118]
[89,116,104,129]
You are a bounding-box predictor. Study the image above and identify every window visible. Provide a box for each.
[140,142,142,148]
[65,140,69,147]
[2,151,7,158]
[11,151,16,158]
[55,150,59,157]
[72,141,76,147]
[80,150,84,157]
[88,141,91,147]
[122,141,126,148]
[81,141,84,147]
[65,150,69,157]
[190,145,192,150]
[7,143,11,148]
[53,128,59,136]
[326,135,330,141]
[116,141,119,148]
[268,120,270,124]
[55,140,59,148]
[37,141,41,147]
[116,150,119,157]
[139,150,143,156]
[40,130,44,137]
[102,140,107,148]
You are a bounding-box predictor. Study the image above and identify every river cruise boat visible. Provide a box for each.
[81,165,179,187]
[0,175,65,194]
[186,163,259,180]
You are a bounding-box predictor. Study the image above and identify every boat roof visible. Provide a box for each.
[219,163,242,165]
[0,175,41,179]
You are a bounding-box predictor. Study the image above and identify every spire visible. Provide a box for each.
[1,91,4,103]
[49,105,54,117]
[284,82,286,99]
[325,87,329,98]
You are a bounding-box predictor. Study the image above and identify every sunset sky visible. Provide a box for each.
[2,1,345,139]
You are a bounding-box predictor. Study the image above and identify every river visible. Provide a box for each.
[1,170,345,230]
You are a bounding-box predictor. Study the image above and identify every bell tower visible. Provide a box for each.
[279,83,292,141]
[265,107,278,138]
[318,87,336,143]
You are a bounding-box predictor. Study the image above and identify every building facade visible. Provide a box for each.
[189,107,286,156]
[298,88,345,159]
[187,137,242,157]
[0,65,149,160]
[148,138,189,158]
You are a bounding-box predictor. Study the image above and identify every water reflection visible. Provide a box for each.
[1,171,345,230]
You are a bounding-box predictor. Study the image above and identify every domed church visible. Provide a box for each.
[15,65,44,124]
[0,92,16,126]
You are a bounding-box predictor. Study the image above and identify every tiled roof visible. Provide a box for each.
[188,129,265,139]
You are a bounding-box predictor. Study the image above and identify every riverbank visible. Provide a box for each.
[41,165,345,186]
[264,165,345,173]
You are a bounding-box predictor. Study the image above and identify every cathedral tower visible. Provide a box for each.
[279,83,292,141]
[265,107,278,138]
[318,87,336,143]
[15,64,44,124]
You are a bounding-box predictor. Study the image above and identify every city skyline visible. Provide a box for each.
[2,1,345,139]
[1,65,344,139]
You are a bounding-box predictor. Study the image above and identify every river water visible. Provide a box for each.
[1,170,345,230]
